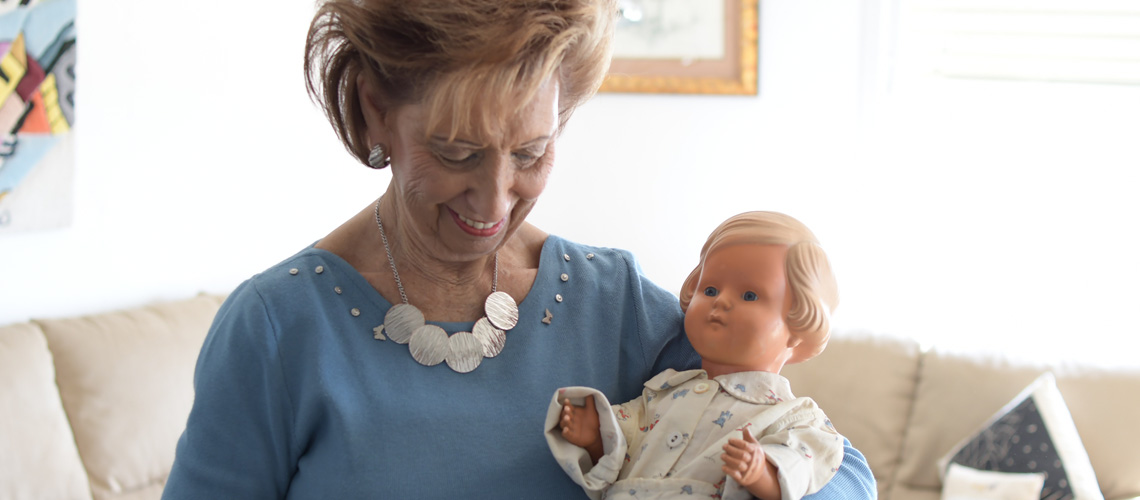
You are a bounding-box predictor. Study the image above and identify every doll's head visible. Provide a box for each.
[679,212,838,368]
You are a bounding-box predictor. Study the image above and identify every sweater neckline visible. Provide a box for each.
[304,235,564,331]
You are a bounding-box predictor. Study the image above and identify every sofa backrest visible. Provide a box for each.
[783,331,923,500]
[0,320,92,500]
[785,331,1140,500]
[6,298,1138,500]
[0,295,224,500]
[893,348,1140,500]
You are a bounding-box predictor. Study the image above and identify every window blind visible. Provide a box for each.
[893,0,1140,85]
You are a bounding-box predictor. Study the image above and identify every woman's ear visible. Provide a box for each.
[357,74,390,144]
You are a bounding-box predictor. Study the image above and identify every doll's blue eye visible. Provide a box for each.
[704,286,718,297]
[742,291,758,301]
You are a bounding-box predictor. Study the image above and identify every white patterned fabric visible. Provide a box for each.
[941,463,1044,500]
[547,369,843,500]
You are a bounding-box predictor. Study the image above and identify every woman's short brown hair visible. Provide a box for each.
[679,212,840,363]
[305,0,617,165]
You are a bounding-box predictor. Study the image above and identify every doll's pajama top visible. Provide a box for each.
[546,368,844,500]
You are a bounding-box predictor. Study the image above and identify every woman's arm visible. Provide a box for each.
[162,281,295,499]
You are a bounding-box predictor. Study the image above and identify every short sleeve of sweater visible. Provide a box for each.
[162,279,296,499]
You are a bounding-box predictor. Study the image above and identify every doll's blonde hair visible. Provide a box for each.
[679,211,839,363]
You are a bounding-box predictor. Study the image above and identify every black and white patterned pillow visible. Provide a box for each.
[937,373,1103,500]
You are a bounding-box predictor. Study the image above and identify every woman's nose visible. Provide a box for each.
[467,154,513,220]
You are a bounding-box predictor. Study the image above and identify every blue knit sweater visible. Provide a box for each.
[163,235,875,499]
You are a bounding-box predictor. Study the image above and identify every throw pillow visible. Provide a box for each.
[942,463,1044,500]
[937,372,1102,500]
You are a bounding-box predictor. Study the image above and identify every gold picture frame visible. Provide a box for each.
[600,0,758,95]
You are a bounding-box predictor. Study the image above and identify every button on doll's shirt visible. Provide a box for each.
[694,382,710,394]
[667,432,684,449]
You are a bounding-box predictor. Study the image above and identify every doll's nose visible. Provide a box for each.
[712,293,732,311]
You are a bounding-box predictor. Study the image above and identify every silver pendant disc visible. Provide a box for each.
[408,324,448,366]
[384,304,425,344]
[472,317,506,358]
[484,291,519,331]
[446,332,483,373]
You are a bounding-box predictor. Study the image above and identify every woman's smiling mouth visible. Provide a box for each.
[449,208,505,236]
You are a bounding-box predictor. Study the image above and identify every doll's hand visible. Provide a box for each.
[722,428,781,500]
[559,393,603,463]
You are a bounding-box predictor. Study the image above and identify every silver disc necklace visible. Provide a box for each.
[373,199,519,373]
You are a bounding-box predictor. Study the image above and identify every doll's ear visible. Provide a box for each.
[785,333,815,365]
[786,335,803,349]
[679,267,703,313]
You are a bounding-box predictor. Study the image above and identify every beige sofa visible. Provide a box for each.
[2,295,1138,500]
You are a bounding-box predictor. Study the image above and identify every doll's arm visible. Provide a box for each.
[560,394,604,463]
[724,400,846,500]
[722,428,781,500]
[545,387,635,499]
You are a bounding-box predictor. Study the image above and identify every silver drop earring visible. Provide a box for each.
[367,144,391,169]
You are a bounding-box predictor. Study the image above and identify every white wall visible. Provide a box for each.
[2,0,376,323]
[2,0,1137,367]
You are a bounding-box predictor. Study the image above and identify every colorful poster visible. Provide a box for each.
[0,0,76,234]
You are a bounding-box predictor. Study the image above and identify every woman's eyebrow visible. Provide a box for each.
[430,135,551,149]
[523,135,551,145]
[430,135,482,147]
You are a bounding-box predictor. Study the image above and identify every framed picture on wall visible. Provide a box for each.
[601,0,758,95]
[0,0,77,234]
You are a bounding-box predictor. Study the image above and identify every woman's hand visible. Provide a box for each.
[559,394,603,463]
[722,428,781,500]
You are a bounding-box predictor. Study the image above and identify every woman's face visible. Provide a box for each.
[377,79,560,263]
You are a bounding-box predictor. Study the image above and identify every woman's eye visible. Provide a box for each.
[432,143,481,165]
[742,291,758,301]
[703,286,717,297]
[512,151,540,168]
[443,152,479,164]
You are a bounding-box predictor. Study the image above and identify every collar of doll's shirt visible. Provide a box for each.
[713,371,795,405]
[643,369,795,404]
[643,368,705,392]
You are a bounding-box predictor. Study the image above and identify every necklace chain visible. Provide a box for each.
[372,198,498,305]
[373,200,408,304]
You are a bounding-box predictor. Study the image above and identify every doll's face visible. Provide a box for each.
[683,243,797,375]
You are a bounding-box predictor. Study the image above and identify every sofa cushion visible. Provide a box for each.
[896,348,1140,500]
[0,321,93,500]
[889,482,943,500]
[1053,367,1140,500]
[36,295,224,500]
[781,331,922,500]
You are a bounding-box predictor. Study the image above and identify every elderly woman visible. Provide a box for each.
[162,1,874,498]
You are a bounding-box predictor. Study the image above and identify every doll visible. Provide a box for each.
[544,211,844,500]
